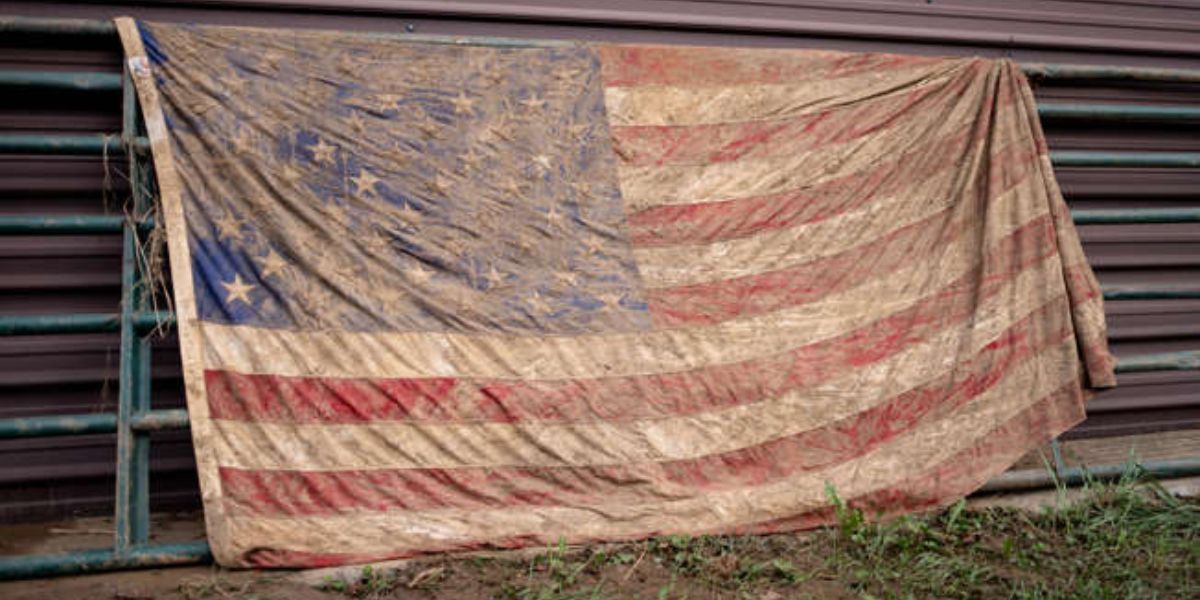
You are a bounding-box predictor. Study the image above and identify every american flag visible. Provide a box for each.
[117,18,1114,568]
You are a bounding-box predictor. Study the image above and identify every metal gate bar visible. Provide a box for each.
[116,61,150,554]
[0,410,190,439]
[0,215,156,234]
[0,14,1198,581]
[0,16,209,579]
[0,133,148,154]
[0,312,171,335]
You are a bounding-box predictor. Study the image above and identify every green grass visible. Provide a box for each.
[816,474,1198,599]
[318,470,1198,599]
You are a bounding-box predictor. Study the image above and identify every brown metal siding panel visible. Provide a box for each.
[0,0,1197,522]
[15,1,1198,58]
[1,1,1198,61]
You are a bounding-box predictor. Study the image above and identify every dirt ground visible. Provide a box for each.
[1,477,1197,600]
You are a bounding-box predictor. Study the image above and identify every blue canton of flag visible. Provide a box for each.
[141,21,651,335]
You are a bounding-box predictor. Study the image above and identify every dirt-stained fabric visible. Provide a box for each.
[115,17,1116,568]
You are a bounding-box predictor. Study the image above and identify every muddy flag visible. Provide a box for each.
[115,18,1115,567]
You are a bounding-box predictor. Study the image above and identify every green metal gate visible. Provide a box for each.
[0,15,1198,580]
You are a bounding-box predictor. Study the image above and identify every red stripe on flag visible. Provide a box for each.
[646,206,980,327]
[609,67,984,168]
[626,123,1032,249]
[205,374,461,424]
[204,279,949,423]
[219,294,1073,519]
[611,78,955,167]
[597,44,942,88]
[204,217,1063,427]
[741,382,1085,536]
[646,195,1049,328]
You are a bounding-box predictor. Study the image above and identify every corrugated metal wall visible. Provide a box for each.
[1,0,1197,522]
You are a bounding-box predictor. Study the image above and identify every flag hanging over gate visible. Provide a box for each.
[115,17,1116,568]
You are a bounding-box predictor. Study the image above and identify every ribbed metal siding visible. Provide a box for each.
[0,0,1197,522]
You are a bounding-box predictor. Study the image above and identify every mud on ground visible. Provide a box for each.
[1,478,1197,599]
